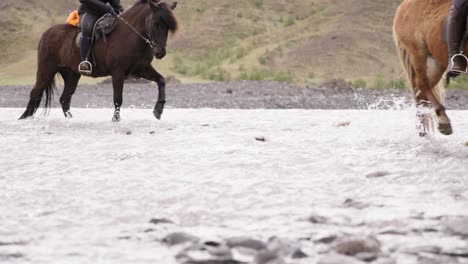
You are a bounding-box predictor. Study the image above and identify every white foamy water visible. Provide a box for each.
[0,108,467,264]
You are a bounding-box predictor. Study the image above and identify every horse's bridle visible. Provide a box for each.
[116,0,165,49]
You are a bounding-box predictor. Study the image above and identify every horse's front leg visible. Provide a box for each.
[134,66,166,120]
[59,70,81,118]
[111,73,125,122]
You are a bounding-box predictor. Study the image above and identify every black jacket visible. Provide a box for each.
[78,0,124,15]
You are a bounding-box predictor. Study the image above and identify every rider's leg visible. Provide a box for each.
[79,13,98,74]
[447,0,468,74]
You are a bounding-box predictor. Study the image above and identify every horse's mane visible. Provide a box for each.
[130,0,178,33]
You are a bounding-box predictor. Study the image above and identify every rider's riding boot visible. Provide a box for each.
[79,36,92,74]
[447,2,468,75]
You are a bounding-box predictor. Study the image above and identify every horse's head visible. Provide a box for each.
[147,0,178,59]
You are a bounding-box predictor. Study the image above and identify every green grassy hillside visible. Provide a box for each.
[0,0,403,85]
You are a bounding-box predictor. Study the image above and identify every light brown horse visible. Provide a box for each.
[393,0,455,136]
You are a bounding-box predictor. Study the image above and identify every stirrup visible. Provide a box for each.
[78,61,92,75]
[449,53,468,74]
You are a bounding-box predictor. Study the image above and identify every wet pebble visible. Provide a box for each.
[0,253,24,260]
[255,137,266,142]
[291,249,308,259]
[314,233,338,244]
[365,171,391,179]
[149,218,174,225]
[378,227,408,236]
[343,199,369,210]
[0,241,27,246]
[308,213,328,224]
[336,121,351,127]
[334,236,381,256]
[225,237,266,251]
[162,232,200,246]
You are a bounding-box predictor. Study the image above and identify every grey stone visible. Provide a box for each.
[161,232,200,246]
[149,218,174,225]
[343,199,369,210]
[365,171,391,178]
[334,236,381,256]
[308,213,328,224]
[291,249,308,259]
[314,234,338,244]
[225,237,266,251]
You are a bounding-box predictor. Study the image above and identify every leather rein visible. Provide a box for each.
[116,0,164,49]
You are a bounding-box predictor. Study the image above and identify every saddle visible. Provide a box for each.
[75,14,118,70]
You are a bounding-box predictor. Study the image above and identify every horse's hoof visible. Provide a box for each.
[19,114,32,120]
[153,109,162,120]
[154,102,165,120]
[64,111,73,119]
[438,123,453,135]
[419,132,427,138]
[112,116,120,122]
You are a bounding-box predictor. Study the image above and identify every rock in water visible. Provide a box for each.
[365,171,391,179]
[336,121,351,127]
[225,237,267,251]
[334,236,381,256]
[161,232,200,246]
[149,218,174,225]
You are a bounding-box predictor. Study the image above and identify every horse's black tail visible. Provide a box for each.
[41,75,58,115]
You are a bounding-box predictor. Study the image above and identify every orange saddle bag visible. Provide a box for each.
[67,10,80,27]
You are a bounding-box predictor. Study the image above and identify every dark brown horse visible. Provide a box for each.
[19,0,178,121]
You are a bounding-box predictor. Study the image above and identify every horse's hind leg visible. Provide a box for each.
[412,53,452,135]
[59,69,81,118]
[19,63,58,119]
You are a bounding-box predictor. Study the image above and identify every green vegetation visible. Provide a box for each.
[447,75,468,90]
